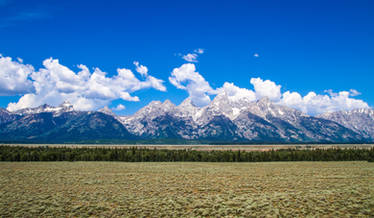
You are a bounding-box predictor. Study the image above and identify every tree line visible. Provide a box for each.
[0,145,373,162]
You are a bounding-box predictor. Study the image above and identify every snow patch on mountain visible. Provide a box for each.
[318,108,374,139]
[14,101,74,116]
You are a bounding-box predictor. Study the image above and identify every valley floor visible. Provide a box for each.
[0,162,373,217]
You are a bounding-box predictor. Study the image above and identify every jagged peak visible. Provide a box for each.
[256,97,271,105]
[345,107,373,114]
[252,97,291,112]
[0,108,11,113]
[320,107,374,117]
[39,104,51,108]
[13,102,75,115]
[146,100,163,107]
[210,92,257,108]
[15,103,51,112]
[98,106,115,116]
[210,92,229,104]
[138,99,176,111]
[59,100,73,108]
[178,97,198,108]
[163,99,175,107]
[134,100,175,117]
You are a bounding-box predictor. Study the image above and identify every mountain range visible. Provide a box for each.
[0,95,373,144]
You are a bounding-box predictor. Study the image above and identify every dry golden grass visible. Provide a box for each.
[0,162,373,217]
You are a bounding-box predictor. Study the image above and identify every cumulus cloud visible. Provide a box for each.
[281,90,369,115]
[181,48,204,62]
[218,82,256,102]
[0,55,34,95]
[1,54,369,115]
[253,53,259,58]
[168,62,369,114]
[133,61,148,77]
[112,104,125,111]
[214,77,369,115]
[5,56,166,111]
[246,78,368,115]
[250,77,282,101]
[169,63,216,107]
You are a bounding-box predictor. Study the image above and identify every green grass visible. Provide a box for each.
[1,162,373,217]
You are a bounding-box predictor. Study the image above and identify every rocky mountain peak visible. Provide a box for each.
[14,101,75,116]
[59,100,73,109]
[98,106,115,116]
[132,100,176,119]
[179,97,197,108]
[0,108,10,114]
[318,108,374,139]
[162,99,176,110]
[256,97,271,105]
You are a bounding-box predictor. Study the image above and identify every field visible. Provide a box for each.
[1,162,373,217]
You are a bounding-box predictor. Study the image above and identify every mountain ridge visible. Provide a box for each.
[0,97,373,143]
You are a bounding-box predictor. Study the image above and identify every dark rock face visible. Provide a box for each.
[0,108,20,125]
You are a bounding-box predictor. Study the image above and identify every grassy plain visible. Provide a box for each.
[0,162,373,217]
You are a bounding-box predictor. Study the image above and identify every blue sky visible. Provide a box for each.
[0,0,373,115]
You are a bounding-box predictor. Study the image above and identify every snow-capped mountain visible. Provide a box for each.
[118,95,366,143]
[0,103,134,143]
[14,101,74,116]
[0,108,20,125]
[318,108,374,139]
[98,106,116,117]
[0,97,371,143]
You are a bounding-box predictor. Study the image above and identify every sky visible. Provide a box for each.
[0,0,373,115]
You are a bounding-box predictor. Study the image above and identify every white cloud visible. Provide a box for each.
[0,55,34,95]
[194,48,204,54]
[250,77,282,101]
[349,89,361,97]
[133,61,148,77]
[253,53,259,58]
[281,90,369,115]
[181,48,204,62]
[6,56,166,111]
[247,78,368,115]
[214,78,368,115]
[112,104,125,111]
[169,63,216,107]
[1,54,369,115]
[168,63,369,114]
[218,82,256,102]
[182,53,198,62]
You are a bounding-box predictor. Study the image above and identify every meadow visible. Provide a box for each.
[1,162,373,217]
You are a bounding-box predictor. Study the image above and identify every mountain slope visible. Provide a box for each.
[318,108,374,140]
[40,111,135,143]
[0,106,136,143]
[0,108,20,125]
